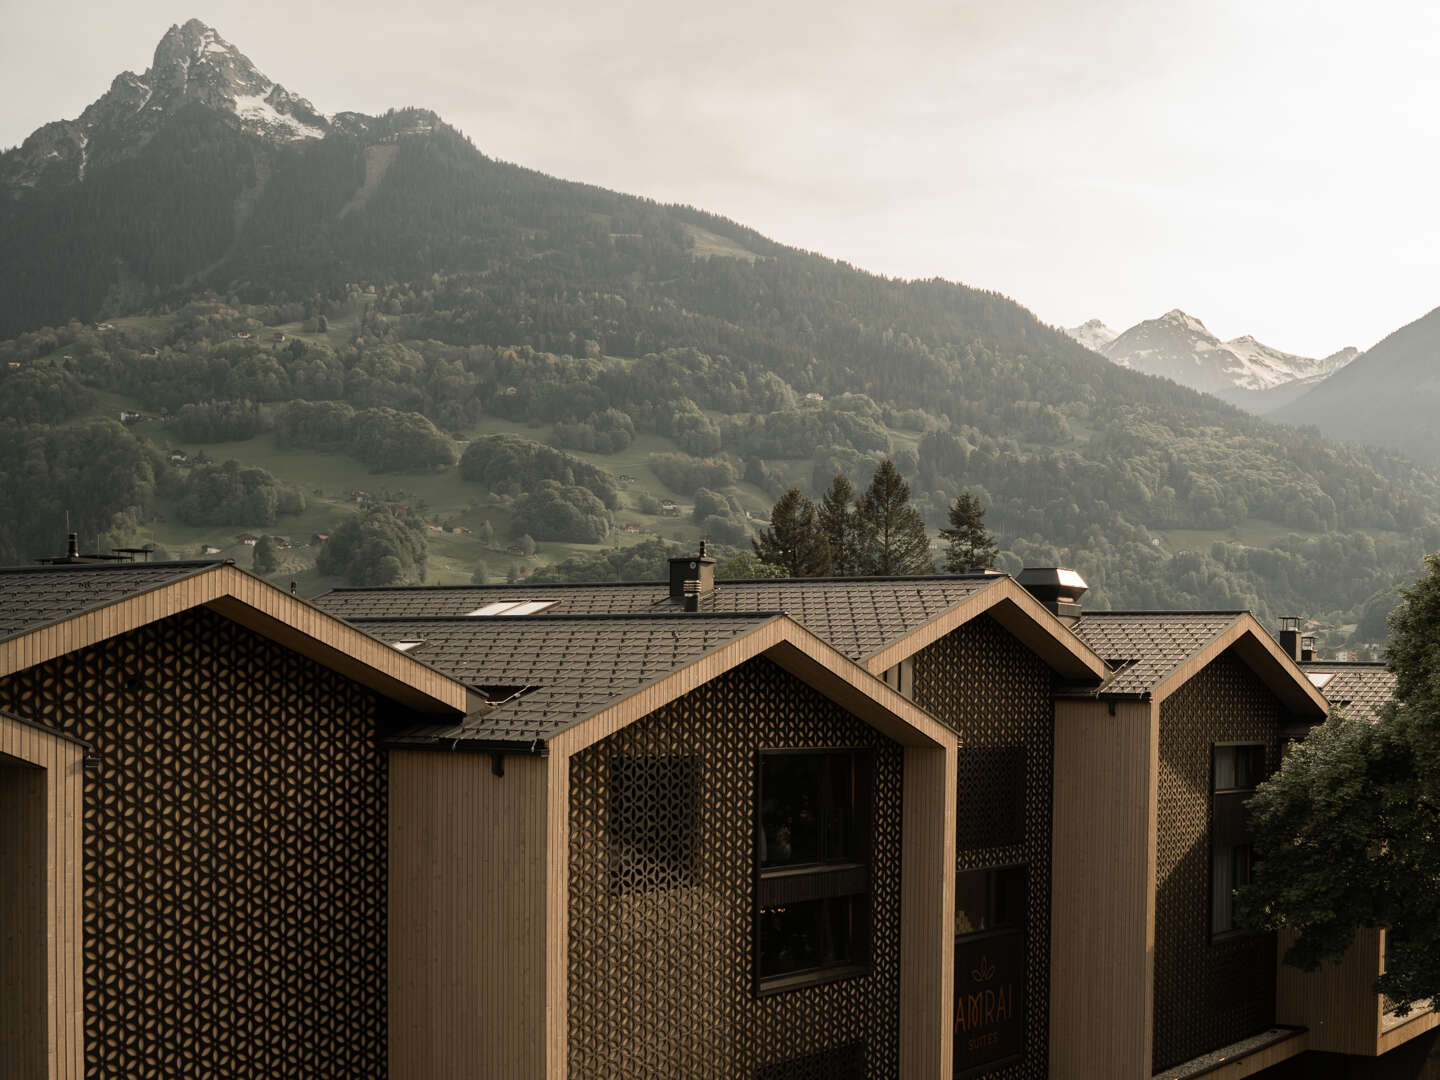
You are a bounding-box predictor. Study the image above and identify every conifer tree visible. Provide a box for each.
[940,490,999,572]
[853,459,933,576]
[753,488,832,577]
[818,474,858,575]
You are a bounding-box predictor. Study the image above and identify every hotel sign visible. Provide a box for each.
[954,928,1024,1077]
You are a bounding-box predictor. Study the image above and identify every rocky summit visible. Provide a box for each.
[1,19,327,189]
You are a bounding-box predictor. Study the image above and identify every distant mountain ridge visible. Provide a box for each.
[1064,310,1358,405]
[2,19,1440,632]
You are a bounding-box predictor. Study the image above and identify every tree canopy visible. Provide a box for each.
[753,488,832,577]
[853,459,933,576]
[1240,553,1440,1012]
[940,490,999,572]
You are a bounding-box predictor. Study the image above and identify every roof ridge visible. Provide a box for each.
[346,611,788,624]
[0,559,232,574]
[320,572,1005,595]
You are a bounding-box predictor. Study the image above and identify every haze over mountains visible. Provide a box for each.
[1,19,1437,640]
[1064,310,1360,411]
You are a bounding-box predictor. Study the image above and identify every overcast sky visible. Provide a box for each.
[3,0,1436,357]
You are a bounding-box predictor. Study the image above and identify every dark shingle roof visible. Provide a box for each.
[1302,663,1395,722]
[0,561,223,642]
[1071,611,1246,696]
[355,612,782,745]
[315,574,1004,664]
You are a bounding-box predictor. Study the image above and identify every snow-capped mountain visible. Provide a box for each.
[1069,309,1358,398]
[1063,319,1119,353]
[2,20,328,188]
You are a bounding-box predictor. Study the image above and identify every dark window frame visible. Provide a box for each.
[754,747,874,995]
[1209,742,1267,940]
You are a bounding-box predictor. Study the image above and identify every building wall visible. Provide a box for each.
[0,607,391,1079]
[911,614,1056,1080]
[1153,649,1283,1072]
[389,750,551,1080]
[566,655,904,1080]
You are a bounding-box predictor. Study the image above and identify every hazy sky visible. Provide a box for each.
[3,0,1436,357]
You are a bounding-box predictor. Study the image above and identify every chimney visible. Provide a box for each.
[1278,617,1302,661]
[1300,635,1316,663]
[1016,567,1088,626]
[669,540,716,605]
[67,532,79,560]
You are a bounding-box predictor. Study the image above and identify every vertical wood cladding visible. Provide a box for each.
[911,614,1055,1080]
[1153,649,1281,1072]
[0,607,389,1080]
[567,656,903,1080]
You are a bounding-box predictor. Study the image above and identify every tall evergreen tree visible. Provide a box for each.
[753,488,832,577]
[854,459,933,576]
[940,490,999,572]
[818,474,858,576]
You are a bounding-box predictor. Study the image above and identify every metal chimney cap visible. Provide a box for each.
[1016,566,1088,600]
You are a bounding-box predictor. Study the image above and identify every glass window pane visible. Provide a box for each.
[955,866,1026,937]
[1212,844,1235,934]
[1213,746,1236,791]
[758,896,861,979]
[1235,746,1265,789]
[760,755,822,867]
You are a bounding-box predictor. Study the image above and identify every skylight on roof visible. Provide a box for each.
[466,600,558,617]
[1307,672,1335,689]
[393,640,424,652]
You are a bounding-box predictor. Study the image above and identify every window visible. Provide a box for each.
[1211,743,1266,936]
[608,754,699,892]
[880,657,913,700]
[955,865,1026,938]
[465,600,557,616]
[756,749,872,992]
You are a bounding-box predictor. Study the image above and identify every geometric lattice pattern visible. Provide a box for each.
[0,607,388,1079]
[911,615,1055,1080]
[609,753,701,892]
[1152,649,1281,1072]
[755,1040,866,1080]
[568,656,903,1080]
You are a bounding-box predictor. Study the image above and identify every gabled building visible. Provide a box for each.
[0,561,473,1080]
[315,553,1113,1080]
[0,558,981,1080]
[1053,605,1331,1079]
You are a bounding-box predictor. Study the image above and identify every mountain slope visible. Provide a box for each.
[1275,306,1440,463]
[1,20,1438,631]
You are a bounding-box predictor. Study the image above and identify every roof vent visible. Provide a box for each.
[1278,616,1303,661]
[1016,567,1087,626]
[669,541,716,604]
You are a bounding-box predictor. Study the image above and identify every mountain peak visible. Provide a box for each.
[1158,309,1213,337]
[2,20,328,188]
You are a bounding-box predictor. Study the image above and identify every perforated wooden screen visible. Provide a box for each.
[1152,650,1281,1072]
[0,607,389,1078]
[911,614,1054,1080]
[567,656,903,1079]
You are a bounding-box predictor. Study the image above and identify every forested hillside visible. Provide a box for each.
[3,63,1437,638]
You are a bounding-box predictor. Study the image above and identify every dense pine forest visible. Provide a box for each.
[3,104,1436,642]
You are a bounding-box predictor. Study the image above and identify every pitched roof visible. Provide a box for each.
[354,612,783,745]
[0,561,471,715]
[0,560,219,642]
[315,572,1083,665]
[1302,662,1395,722]
[1071,611,1246,696]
